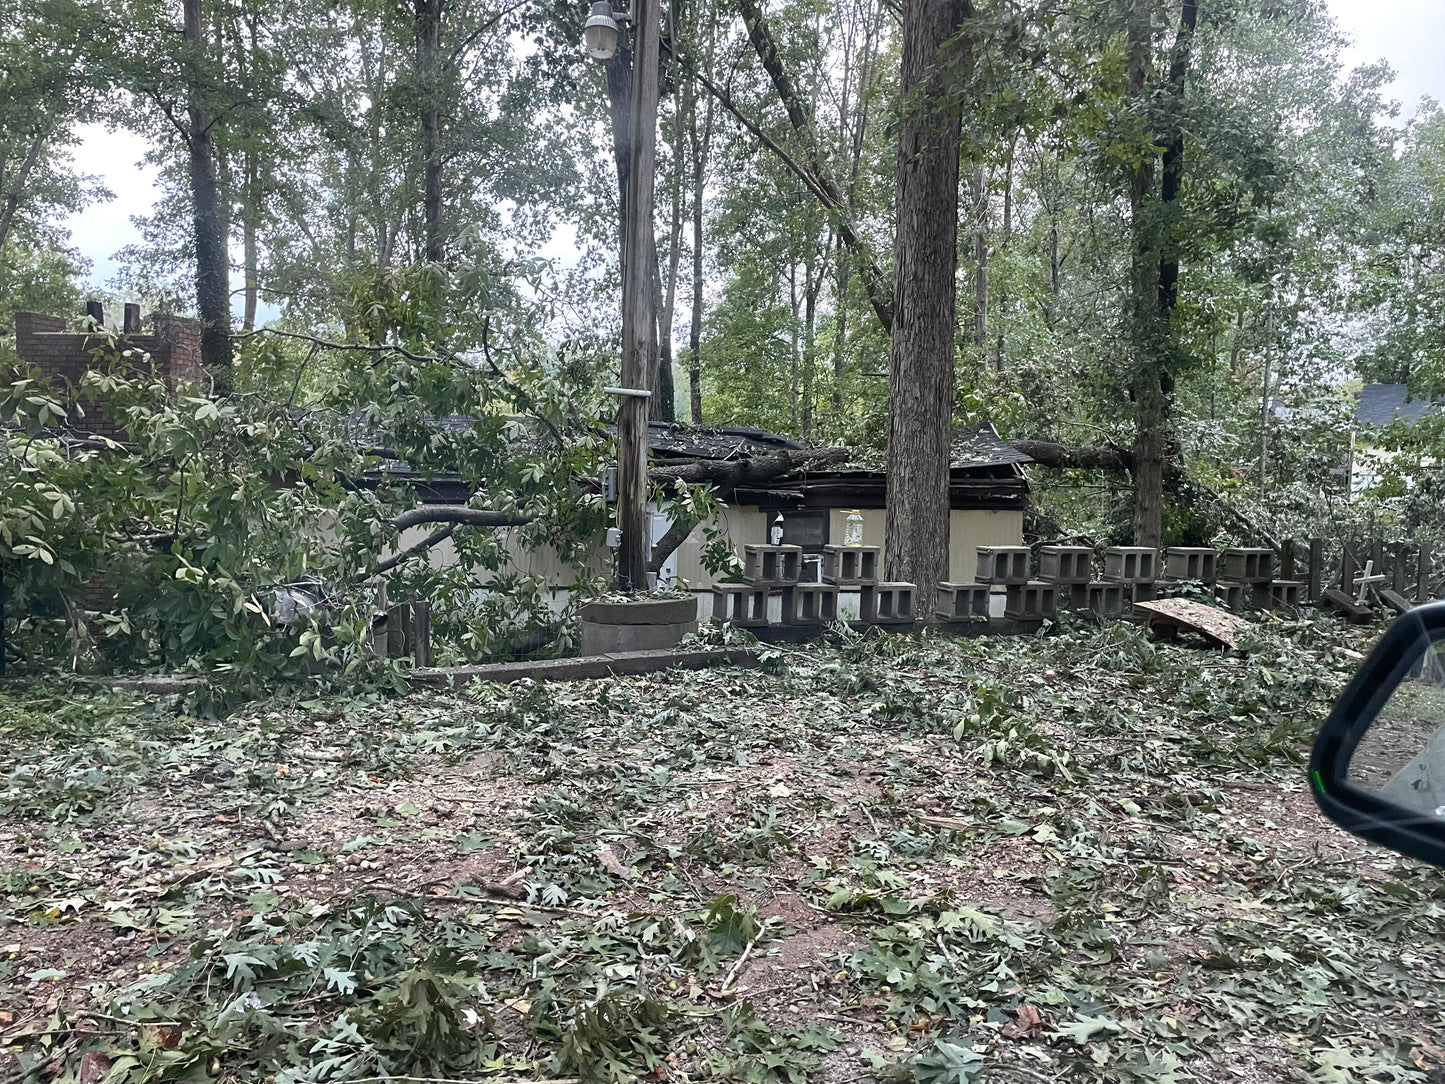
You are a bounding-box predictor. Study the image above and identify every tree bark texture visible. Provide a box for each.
[416,0,443,263]
[183,0,233,388]
[884,0,969,616]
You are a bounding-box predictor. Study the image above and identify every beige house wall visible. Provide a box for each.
[385,504,1025,594]
[667,504,1025,590]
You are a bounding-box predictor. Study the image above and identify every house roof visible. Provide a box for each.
[951,423,1034,469]
[1356,384,1442,427]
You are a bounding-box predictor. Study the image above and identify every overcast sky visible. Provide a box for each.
[60,0,1445,306]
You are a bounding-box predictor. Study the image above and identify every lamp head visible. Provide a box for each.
[583,1,620,59]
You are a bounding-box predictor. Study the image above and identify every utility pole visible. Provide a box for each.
[615,0,660,591]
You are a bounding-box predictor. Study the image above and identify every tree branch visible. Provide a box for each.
[691,71,893,333]
[375,524,454,575]
[391,507,534,532]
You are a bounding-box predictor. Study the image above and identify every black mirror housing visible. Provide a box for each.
[1311,600,1445,867]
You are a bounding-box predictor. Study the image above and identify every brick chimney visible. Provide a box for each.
[13,306,205,439]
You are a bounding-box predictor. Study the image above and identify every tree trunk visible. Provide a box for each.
[996,142,1014,369]
[242,149,259,332]
[415,0,443,263]
[651,245,674,419]
[971,163,987,350]
[0,129,46,256]
[655,78,687,424]
[789,262,801,427]
[884,0,969,617]
[832,243,849,412]
[687,70,712,425]
[1126,1,1161,548]
[1130,0,1197,548]
[803,250,820,440]
[183,0,233,389]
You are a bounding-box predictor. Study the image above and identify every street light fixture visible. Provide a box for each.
[583,1,623,60]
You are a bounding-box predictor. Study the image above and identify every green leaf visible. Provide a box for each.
[1051,1015,1123,1044]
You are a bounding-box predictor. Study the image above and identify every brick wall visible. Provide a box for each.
[13,307,205,439]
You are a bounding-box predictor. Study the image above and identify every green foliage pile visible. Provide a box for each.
[3,620,1443,1083]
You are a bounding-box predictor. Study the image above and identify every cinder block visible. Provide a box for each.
[1165,547,1218,583]
[935,582,990,621]
[709,584,771,626]
[976,546,1030,585]
[1005,581,1057,621]
[1131,582,1157,603]
[1065,583,1091,611]
[1265,580,1302,610]
[822,544,879,585]
[1214,581,1247,612]
[783,583,839,625]
[1221,548,1274,583]
[862,582,915,624]
[1103,547,1158,583]
[1038,546,1093,584]
[1087,582,1126,620]
[743,544,802,586]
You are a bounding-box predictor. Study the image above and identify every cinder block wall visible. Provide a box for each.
[13,307,203,439]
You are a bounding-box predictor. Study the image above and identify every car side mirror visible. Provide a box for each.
[1311,600,1445,867]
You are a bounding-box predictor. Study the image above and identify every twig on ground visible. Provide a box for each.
[716,928,764,995]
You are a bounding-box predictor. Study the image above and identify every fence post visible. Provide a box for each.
[1392,544,1408,595]
[1280,539,1296,582]
[1307,538,1323,602]
[1420,543,1435,602]
[413,599,432,668]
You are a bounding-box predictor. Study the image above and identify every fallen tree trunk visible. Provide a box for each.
[1014,438,1279,549]
[649,446,849,487]
[1010,438,1134,471]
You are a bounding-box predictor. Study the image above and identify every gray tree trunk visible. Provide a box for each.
[183,0,232,388]
[884,0,970,616]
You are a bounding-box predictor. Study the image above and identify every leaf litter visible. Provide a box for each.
[2,616,1443,1084]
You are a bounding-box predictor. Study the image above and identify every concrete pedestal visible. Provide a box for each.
[579,597,699,656]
